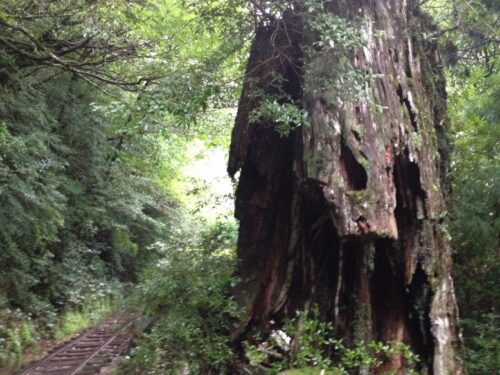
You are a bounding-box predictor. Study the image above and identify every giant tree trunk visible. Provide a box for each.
[228,1,462,373]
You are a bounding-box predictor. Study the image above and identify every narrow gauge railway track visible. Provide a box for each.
[17,315,132,375]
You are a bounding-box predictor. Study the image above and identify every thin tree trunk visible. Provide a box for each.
[228,1,462,374]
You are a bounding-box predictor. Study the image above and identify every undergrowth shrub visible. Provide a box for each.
[120,219,240,374]
[244,306,420,375]
[0,309,38,369]
[120,215,421,375]
[54,292,123,340]
[460,313,500,373]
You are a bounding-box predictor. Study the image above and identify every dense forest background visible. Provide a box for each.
[0,0,497,374]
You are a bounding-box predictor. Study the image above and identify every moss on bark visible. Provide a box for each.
[228,2,462,374]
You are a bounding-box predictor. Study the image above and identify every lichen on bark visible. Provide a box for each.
[228,1,462,373]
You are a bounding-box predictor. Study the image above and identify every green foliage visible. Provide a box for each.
[0,0,251,318]
[448,67,500,375]
[248,74,309,137]
[301,0,371,103]
[248,0,372,137]
[54,297,119,340]
[423,3,499,371]
[0,80,67,313]
[0,4,186,363]
[118,0,249,127]
[303,0,365,51]
[244,306,419,374]
[0,0,170,89]
[120,219,239,374]
[0,309,38,369]
[283,307,336,370]
[0,71,165,314]
[250,98,309,137]
[461,313,500,373]
[423,0,498,77]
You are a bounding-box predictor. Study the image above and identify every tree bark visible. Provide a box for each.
[228,1,462,374]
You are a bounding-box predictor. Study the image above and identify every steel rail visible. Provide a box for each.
[68,334,118,375]
[17,327,99,375]
[16,316,131,375]
[69,321,133,375]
